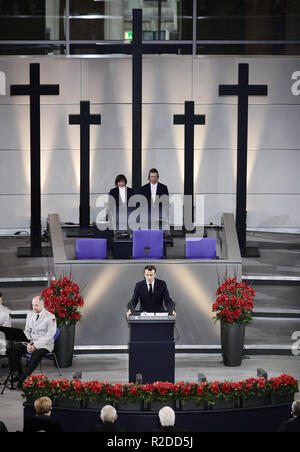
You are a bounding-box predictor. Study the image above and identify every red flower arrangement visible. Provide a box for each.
[212,276,256,324]
[22,374,298,407]
[41,276,84,327]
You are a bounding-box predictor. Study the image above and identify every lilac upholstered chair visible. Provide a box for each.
[76,238,107,260]
[132,230,163,259]
[185,238,217,259]
[25,328,62,376]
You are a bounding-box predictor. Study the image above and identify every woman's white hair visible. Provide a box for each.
[158,406,175,427]
[100,405,117,423]
[292,400,300,416]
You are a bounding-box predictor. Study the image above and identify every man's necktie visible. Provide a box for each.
[36,314,39,321]
[149,284,153,299]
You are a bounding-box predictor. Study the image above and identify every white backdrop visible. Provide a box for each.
[0,55,299,231]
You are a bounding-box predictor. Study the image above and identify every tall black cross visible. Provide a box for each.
[174,101,206,211]
[10,63,59,257]
[69,101,101,232]
[132,9,143,192]
[219,64,268,257]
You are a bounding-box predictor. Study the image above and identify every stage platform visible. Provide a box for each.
[0,214,300,354]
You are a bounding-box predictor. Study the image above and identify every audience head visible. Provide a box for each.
[158,406,175,427]
[115,174,127,188]
[291,400,300,417]
[32,296,44,313]
[148,168,159,185]
[100,405,117,424]
[34,397,52,416]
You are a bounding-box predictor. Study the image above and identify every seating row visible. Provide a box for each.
[76,232,216,260]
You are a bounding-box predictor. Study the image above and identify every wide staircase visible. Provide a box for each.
[243,232,300,355]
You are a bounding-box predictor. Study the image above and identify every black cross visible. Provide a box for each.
[69,101,101,231]
[132,9,143,193]
[219,63,268,256]
[10,63,59,257]
[174,101,206,219]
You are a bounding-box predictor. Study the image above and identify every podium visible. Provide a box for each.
[128,314,175,384]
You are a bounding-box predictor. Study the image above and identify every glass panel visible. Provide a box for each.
[0,0,66,40]
[196,43,300,56]
[69,0,193,41]
[196,0,300,41]
[0,44,66,55]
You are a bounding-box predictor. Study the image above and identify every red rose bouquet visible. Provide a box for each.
[212,277,256,324]
[41,276,84,327]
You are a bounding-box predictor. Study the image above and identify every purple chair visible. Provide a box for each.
[76,238,107,260]
[186,238,217,259]
[25,328,62,376]
[132,230,163,259]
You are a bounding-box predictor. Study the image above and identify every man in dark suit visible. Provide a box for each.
[89,405,126,432]
[126,265,176,318]
[279,400,300,432]
[139,168,169,229]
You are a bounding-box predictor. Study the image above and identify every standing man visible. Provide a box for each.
[9,296,56,385]
[127,265,176,319]
[140,168,169,228]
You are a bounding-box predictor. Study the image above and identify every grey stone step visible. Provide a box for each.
[245,317,300,346]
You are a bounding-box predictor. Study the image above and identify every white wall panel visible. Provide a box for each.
[143,56,192,103]
[142,104,237,150]
[0,195,30,228]
[0,55,299,230]
[247,150,300,194]
[42,194,79,225]
[193,56,300,105]
[91,149,132,193]
[248,105,300,150]
[0,151,30,194]
[247,195,300,228]
[82,58,132,104]
[0,58,81,105]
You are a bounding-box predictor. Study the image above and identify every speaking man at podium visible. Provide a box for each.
[126,265,176,319]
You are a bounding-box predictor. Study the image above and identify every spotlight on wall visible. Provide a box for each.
[198,373,207,383]
[257,368,268,380]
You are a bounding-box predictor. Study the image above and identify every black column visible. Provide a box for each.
[132,9,143,193]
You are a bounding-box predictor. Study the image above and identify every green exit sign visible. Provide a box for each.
[125,31,133,40]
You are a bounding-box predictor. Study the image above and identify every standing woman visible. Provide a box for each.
[108,175,133,231]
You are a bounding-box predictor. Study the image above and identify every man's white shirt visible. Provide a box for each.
[150,183,158,203]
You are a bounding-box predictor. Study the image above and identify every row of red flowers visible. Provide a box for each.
[22,374,298,404]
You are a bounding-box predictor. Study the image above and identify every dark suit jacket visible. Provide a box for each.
[0,421,8,432]
[279,417,300,432]
[89,421,126,432]
[129,278,174,313]
[108,186,133,207]
[23,415,62,432]
[139,182,169,205]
